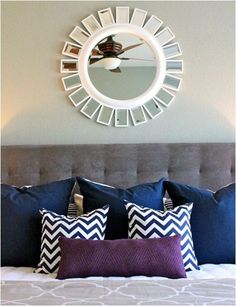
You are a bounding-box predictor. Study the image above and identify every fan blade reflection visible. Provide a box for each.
[109,67,122,73]
[89,57,103,65]
[117,43,143,55]
[119,57,154,61]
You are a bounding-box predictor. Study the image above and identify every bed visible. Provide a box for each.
[1,143,235,305]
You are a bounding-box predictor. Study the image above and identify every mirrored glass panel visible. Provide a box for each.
[81,99,101,118]
[155,27,174,46]
[97,106,114,125]
[130,8,147,27]
[88,33,157,100]
[82,14,101,34]
[144,15,162,35]
[61,59,79,73]
[69,87,89,106]
[69,26,90,45]
[163,74,181,91]
[116,7,129,24]
[98,8,115,26]
[163,43,182,59]
[143,99,162,118]
[130,106,147,125]
[155,88,174,106]
[166,60,183,73]
[62,74,81,91]
[115,109,128,127]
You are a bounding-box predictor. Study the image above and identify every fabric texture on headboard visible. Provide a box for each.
[1,143,235,190]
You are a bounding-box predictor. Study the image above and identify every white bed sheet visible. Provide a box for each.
[1,264,235,282]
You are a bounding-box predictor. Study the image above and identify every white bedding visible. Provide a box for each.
[1,264,235,281]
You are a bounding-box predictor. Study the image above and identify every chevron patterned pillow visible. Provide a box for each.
[35,205,109,274]
[126,203,199,271]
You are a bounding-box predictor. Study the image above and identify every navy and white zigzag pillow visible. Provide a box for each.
[126,202,199,271]
[35,205,109,274]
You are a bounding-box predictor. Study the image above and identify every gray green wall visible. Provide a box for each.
[2,1,235,145]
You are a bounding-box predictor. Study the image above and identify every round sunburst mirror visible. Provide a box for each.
[61,7,183,127]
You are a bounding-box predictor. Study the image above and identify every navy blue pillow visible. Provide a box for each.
[1,178,76,267]
[77,177,166,240]
[164,181,235,265]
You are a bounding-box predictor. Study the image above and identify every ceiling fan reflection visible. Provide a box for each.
[89,36,154,73]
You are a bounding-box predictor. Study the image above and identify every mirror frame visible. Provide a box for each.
[61,7,183,127]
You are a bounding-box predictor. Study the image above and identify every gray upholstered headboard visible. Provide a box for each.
[1,143,235,190]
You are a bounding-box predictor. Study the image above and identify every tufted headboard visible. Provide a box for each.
[1,143,235,191]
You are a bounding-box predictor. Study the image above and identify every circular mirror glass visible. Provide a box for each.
[87,33,157,100]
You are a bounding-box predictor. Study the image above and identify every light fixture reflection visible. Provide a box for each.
[100,57,121,70]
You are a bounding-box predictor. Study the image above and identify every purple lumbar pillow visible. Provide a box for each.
[57,235,186,279]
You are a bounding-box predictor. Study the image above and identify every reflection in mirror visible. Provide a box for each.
[82,14,102,34]
[143,99,162,118]
[97,105,114,125]
[116,7,129,24]
[81,99,101,118]
[163,74,182,91]
[143,15,162,35]
[166,60,183,73]
[130,106,147,125]
[62,42,81,58]
[115,109,128,127]
[130,8,147,27]
[155,27,174,46]
[155,88,174,107]
[69,87,89,107]
[62,74,81,91]
[88,33,157,100]
[61,59,79,73]
[69,26,90,45]
[163,43,182,59]
[98,8,115,27]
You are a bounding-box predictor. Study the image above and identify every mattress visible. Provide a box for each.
[1,264,235,305]
[1,264,236,281]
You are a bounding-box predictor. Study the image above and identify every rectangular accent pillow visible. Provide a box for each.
[57,235,186,279]
[35,205,109,274]
[164,181,235,264]
[1,178,76,267]
[126,202,199,271]
[77,176,166,239]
